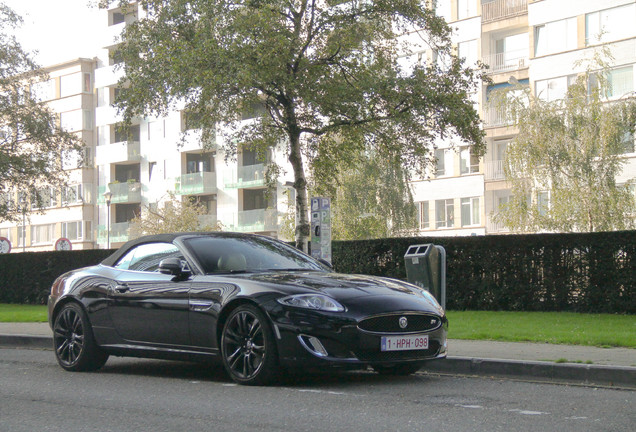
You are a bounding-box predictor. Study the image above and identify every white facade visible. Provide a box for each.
[410,0,636,236]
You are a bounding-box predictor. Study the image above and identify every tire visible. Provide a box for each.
[53,302,109,372]
[220,304,278,385]
[372,363,423,376]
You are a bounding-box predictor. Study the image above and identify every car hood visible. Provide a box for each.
[237,271,440,307]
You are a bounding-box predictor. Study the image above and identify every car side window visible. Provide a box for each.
[114,242,184,272]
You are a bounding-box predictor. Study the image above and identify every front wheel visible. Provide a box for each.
[220,304,278,385]
[53,303,108,372]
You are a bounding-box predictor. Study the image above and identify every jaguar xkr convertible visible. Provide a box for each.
[48,232,447,385]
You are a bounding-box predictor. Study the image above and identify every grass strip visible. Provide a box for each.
[446,310,636,348]
[0,304,48,323]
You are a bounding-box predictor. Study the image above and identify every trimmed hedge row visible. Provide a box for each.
[0,231,634,313]
[332,231,636,314]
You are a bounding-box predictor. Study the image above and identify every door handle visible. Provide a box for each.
[114,284,129,293]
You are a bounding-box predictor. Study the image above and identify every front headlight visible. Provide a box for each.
[277,294,345,312]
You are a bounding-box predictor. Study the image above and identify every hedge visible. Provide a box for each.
[0,231,634,313]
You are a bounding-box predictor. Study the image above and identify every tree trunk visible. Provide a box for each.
[288,132,310,253]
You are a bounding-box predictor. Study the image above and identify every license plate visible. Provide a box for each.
[381,334,429,352]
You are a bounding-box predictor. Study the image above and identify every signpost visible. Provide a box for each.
[0,237,11,254]
[310,197,331,263]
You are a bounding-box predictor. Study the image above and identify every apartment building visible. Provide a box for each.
[0,58,98,252]
[92,3,294,249]
[410,0,636,236]
[2,0,635,253]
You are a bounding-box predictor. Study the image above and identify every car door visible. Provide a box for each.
[108,242,191,347]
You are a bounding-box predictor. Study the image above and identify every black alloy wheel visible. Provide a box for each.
[53,303,108,372]
[221,304,278,385]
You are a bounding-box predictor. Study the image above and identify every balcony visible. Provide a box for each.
[485,160,506,180]
[197,214,218,229]
[175,171,217,195]
[483,107,516,128]
[482,0,527,24]
[483,50,528,75]
[486,216,510,234]
[233,209,278,233]
[95,140,141,165]
[225,164,266,188]
[97,222,130,244]
[94,64,125,88]
[97,182,142,204]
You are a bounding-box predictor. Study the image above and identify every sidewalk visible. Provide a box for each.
[1,322,634,388]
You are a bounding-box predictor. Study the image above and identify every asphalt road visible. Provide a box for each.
[1,348,634,432]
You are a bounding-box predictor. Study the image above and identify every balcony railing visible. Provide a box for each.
[197,214,218,229]
[175,171,217,195]
[483,107,516,128]
[234,209,278,232]
[97,222,130,244]
[482,0,528,23]
[483,50,528,74]
[95,140,141,165]
[486,216,510,233]
[225,164,266,188]
[485,160,506,181]
[97,182,142,204]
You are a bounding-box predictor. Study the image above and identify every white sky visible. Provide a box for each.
[3,0,103,66]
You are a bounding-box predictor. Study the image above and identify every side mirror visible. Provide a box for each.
[318,258,333,269]
[159,257,187,276]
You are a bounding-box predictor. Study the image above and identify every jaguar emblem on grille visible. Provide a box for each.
[399,316,408,329]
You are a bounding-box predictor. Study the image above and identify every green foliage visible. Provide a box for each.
[312,148,418,240]
[491,55,636,232]
[100,0,484,248]
[0,3,84,222]
[128,192,221,238]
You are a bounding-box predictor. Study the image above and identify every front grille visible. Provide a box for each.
[354,341,441,362]
[358,313,442,334]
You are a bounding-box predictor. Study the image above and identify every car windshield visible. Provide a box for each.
[183,235,329,274]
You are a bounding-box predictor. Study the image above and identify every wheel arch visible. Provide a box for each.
[216,298,278,348]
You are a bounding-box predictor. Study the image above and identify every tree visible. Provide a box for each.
[101,0,484,250]
[0,3,83,222]
[128,193,222,238]
[492,57,636,232]
[312,147,417,240]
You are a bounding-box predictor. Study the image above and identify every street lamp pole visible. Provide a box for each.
[104,191,113,249]
[19,196,26,253]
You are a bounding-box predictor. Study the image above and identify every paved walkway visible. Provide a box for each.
[1,322,634,388]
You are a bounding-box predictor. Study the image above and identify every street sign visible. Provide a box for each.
[0,237,11,254]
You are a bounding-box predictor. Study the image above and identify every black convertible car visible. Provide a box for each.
[48,232,447,385]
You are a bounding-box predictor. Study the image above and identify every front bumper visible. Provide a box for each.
[267,304,448,368]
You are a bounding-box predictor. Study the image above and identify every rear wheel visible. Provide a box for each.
[53,303,108,372]
[221,304,278,385]
[372,363,423,376]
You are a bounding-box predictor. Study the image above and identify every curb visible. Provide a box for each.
[2,334,634,389]
[0,334,52,350]
[424,356,636,389]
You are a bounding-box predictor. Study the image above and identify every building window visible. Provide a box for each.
[586,4,635,45]
[61,221,83,241]
[607,66,634,99]
[419,201,430,229]
[31,224,55,245]
[537,191,550,216]
[534,18,577,57]
[0,227,11,242]
[460,146,480,174]
[61,184,83,205]
[186,153,214,173]
[535,75,577,102]
[436,199,454,228]
[458,39,478,68]
[33,187,57,209]
[434,0,451,21]
[461,197,481,226]
[243,189,268,211]
[457,0,476,20]
[435,149,447,176]
[60,73,83,98]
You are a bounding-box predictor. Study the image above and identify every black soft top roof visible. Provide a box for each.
[100,232,253,267]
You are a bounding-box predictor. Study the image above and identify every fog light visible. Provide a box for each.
[299,335,329,357]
